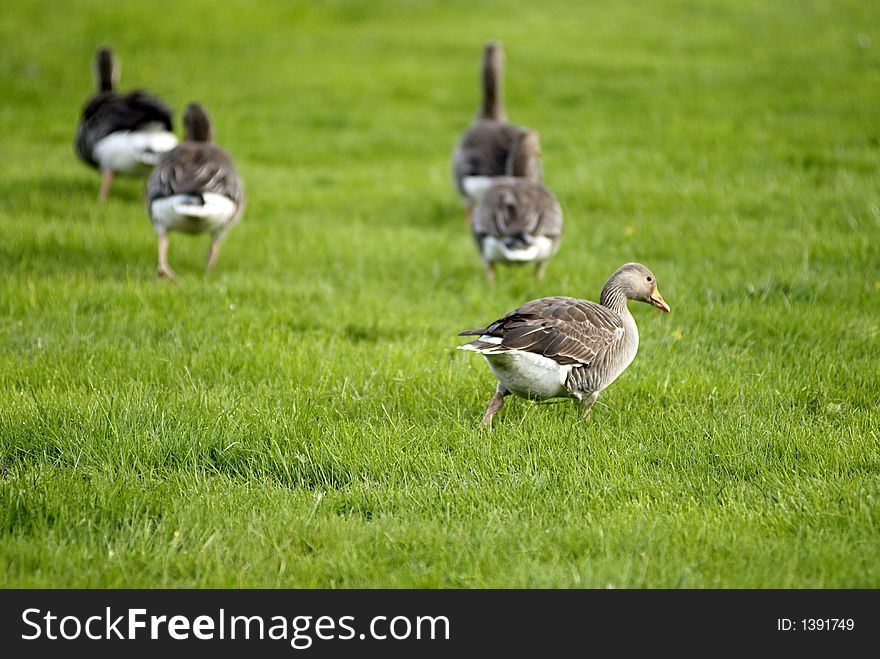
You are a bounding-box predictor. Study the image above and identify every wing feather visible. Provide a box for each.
[474,296,623,366]
[472,178,563,243]
[148,142,243,208]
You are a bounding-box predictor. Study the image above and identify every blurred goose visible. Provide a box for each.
[451,41,534,216]
[146,103,244,280]
[75,47,178,202]
[458,263,670,424]
[471,128,561,283]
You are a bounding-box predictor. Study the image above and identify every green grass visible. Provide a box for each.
[1,0,879,588]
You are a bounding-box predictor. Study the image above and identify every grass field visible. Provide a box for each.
[1,0,879,588]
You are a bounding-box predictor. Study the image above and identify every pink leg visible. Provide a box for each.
[481,388,507,425]
[205,238,221,274]
[535,260,548,282]
[99,169,114,202]
[581,392,599,421]
[156,232,177,282]
[484,260,496,285]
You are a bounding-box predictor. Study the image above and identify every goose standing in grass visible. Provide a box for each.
[471,128,562,283]
[75,47,178,202]
[458,263,670,424]
[146,103,244,280]
[451,41,534,217]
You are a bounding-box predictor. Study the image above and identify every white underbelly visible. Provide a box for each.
[481,347,572,400]
[482,235,556,264]
[93,129,178,174]
[150,193,237,234]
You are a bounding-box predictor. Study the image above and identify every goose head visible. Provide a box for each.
[183,103,213,143]
[603,262,670,312]
[483,40,504,70]
[93,46,119,92]
[506,128,543,181]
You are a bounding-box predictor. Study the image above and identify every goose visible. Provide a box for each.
[146,102,244,280]
[451,41,534,217]
[75,47,178,202]
[458,263,670,424]
[471,128,561,283]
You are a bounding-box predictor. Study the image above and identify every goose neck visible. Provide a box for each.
[600,280,630,315]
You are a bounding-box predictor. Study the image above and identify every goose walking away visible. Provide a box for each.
[471,128,562,283]
[146,103,244,280]
[451,41,535,218]
[75,47,178,202]
[458,263,670,424]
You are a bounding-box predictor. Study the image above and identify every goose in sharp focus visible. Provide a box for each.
[471,128,561,283]
[75,47,178,202]
[146,102,244,280]
[451,41,534,218]
[458,263,670,424]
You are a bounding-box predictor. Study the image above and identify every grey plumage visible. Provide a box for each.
[459,263,670,424]
[75,47,174,169]
[76,92,174,169]
[147,141,243,210]
[453,121,526,197]
[459,296,624,367]
[146,103,244,279]
[451,41,537,201]
[470,129,561,281]
[473,180,561,242]
[147,104,243,214]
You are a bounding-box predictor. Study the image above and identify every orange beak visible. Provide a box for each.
[649,287,670,313]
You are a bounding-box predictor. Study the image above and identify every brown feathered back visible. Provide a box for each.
[452,41,538,199]
[452,121,524,197]
[147,142,243,208]
[471,178,562,248]
[459,297,624,367]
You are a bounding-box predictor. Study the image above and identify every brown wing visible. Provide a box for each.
[459,296,623,366]
[147,142,243,206]
[472,178,563,244]
[451,120,523,196]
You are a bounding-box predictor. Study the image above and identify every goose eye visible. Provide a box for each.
[646,276,653,283]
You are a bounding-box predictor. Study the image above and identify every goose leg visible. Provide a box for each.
[535,260,548,282]
[98,169,114,203]
[581,392,600,421]
[206,238,222,274]
[483,260,496,285]
[466,205,474,226]
[481,386,508,425]
[156,232,177,282]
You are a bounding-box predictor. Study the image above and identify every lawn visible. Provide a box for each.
[1,0,878,587]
